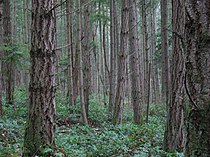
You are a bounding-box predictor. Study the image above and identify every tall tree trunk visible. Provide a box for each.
[164,0,185,152]
[3,0,14,105]
[71,2,79,106]
[66,0,73,106]
[12,0,16,42]
[161,0,170,106]
[98,1,105,105]
[0,0,3,115]
[23,0,56,156]
[78,0,88,124]
[185,0,210,156]
[103,22,109,106]
[150,2,157,104]
[23,0,29,47]
[141,0,148,104]
[109,0,117,116]
[23,0,30,100]
[128,0,143,124]
[82,0,91,116]
[146,63,151,123]
[112,0,129,125]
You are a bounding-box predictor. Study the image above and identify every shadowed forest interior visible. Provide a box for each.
[0,0,210,156]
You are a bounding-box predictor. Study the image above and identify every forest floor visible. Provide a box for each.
[0,88,183,157]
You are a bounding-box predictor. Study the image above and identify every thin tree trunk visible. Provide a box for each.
[71,2,79,106]
[150,2,157,104]
[23,0,56,155]
[146,63,151,123]
[161,0,169,106]
[3,0,14,105]
[103,22,109,106]
[78,0,88,124]
[109,0,117,115]
[66,0,73,106]
[98,1,106,105]
[82,0,91,116]
[141,0,148,104]
[12,0,16,42]
[0,0,3,115]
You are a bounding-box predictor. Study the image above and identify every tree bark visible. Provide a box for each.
[78,0,88,124]
[0,0,3,115]
[161,0,170,106]
[3,0,14,105]
[128,0,143,124]
[112,0,129,125]
[82,0,91,116]
[164,0,185,152]
[185,0,210,156]
[141,0,148,104]
[66,0,73,106]
[23,0,56,156]
[109,0,117,116]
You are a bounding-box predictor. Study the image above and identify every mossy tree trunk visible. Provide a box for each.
[185,0,210,156]
[23,0,56,156]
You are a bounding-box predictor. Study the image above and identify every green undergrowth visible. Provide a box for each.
[56,101,167,157]
[0,89,183,157]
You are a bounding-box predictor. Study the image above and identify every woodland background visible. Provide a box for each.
[0,0,209,156]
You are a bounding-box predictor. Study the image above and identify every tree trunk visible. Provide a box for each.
[78,0,88,124]
[150,2,157,104]
[109,0,117,116]
[71,2,79,106]
[112,0,129,125]
[146,63,151,123]
[128,0,143,124]
[185,0,210,156]
[3,0,14,105]
[82,0,91,116]
[66,0,73,106]
[0,0,3,115]
[161,0,169,106]
[23,0,56,156]
[164,0,185,152]
[141,0,148,104]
